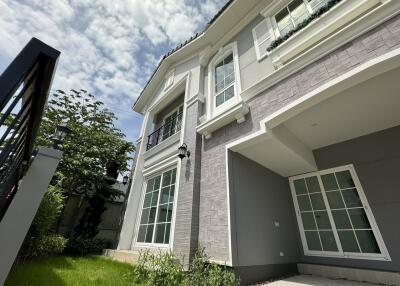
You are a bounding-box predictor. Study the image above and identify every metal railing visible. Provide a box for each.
[146,112,183,150]
[0,38,60,220]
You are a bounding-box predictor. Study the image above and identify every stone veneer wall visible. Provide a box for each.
[199,15,400,262]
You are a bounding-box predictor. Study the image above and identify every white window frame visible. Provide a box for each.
[164,69,175,91]
[135,166,178,248]
[252,18,275,61]
[161,104,183,141]
[289,164,391,261]
[207,42,242,119]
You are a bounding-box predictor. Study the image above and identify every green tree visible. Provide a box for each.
[36,89,134,238]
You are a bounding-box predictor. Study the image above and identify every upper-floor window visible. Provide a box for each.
[275,0,310,37]
[215,54,235,107]
[162,105,183,140]
[164,70,174,90]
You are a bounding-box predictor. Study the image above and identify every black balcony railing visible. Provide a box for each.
[146,112,183,150]
[0,38,60,221]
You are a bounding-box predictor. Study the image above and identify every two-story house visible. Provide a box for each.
[112,0,400,284]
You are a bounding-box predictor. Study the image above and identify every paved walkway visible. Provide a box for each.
[258,275,379,286]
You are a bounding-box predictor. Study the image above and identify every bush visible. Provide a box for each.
[133,248,240,286]
[30,185,65,237]
[23,234,68,258]
[66,237,112,255]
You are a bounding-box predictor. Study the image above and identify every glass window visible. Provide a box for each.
[275,0,310,37]
[307,0,329,11]
[137,168,177,244]
[291,167,387,258]
[214,53,235,107]
[162,105,183,141]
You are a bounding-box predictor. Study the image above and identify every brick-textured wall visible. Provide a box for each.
[199,15,400,262]
[173,101,202,266]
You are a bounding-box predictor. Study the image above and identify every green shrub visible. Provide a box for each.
[23,234,68,258]
[66,237,112,255]
[133,248,239,286]
[30,185,65,237]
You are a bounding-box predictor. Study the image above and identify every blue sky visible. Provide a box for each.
[0,0,228,146]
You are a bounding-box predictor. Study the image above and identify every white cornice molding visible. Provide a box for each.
[241,0,400,102]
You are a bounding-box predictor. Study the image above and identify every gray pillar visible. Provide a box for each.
[0,147,62,285]
[173,101,202,267]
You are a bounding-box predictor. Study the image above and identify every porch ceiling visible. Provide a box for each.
[230,64,400,177]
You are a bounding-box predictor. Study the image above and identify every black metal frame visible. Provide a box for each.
[146,112,183,150]
[0,38,60,220]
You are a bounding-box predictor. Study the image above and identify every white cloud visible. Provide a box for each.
[0,0,228,140]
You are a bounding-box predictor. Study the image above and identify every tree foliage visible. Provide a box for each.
[36,89,134,197]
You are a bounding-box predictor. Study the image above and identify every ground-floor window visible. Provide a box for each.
[137,168,176,245]
[289,165,390,260]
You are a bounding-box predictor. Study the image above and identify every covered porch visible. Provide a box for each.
[227,50,400,284]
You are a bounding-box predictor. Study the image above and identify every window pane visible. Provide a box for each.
[155,224,166,244]
[151,191,159,207]
[225,86,235,101]
[154,176,161,190]
[336,171,355,189]
[356,230,380,253]
[306,176,320,193]
[297,195,312,211]
[315,211,331,230]
[308,0,329,11]
[310,193,326,210]
[289,0,309,25]
[160,187,169,205]
[224,58,234,76]
[215,62,224,84]
[225,72,235,86]
[162,171,172,187]
[321,174,339,191]
[169,187,175,203]
[294,179,307,195]
[342,189,362,208]
[143,193,152,208]
[215,81,224,93]
[157,204,168,223]
[167,203,174,222]
[338,230,360,253]
[305,231,322,251]
[301,212,317,230]
[216,93,224,107]
[146,179,154,193]
[140,208,150,224]
[145,224,154,243]
[326,191,345,209]
[137,225,147,243]
[348,208,371,229]
[276,7,289,22]
[148,207,157,224]
[332,210,352,229]
[320,231,338,251]
[171,169,177,184]
[165,223,171,244]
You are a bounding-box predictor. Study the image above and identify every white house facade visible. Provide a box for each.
[114,0,400,284]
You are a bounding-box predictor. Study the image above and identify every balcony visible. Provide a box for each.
[146,111,183,150]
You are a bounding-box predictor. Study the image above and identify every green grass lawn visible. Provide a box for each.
[5,256,141,286]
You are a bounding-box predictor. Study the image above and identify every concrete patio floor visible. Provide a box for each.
[258,274,380,286]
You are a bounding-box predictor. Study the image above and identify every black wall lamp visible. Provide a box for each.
[178,143,190,160]
[122,174,129,185]
[51,121,72,149]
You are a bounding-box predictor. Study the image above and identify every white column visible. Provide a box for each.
[0,147,62,285]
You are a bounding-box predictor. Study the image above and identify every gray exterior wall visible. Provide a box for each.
[229,152,299,284]
[199,14,400,262]
[296,125,400,272]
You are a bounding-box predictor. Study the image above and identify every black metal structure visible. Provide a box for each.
[0,38,60,221]
[146,112,183,150]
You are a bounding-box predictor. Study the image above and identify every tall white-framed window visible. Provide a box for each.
[207,42,241,118]
[289,165,390,260]
[252,18,275,60]
[137,168,177,245]
[162,105,183,141]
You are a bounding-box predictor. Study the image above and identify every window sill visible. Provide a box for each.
[197,101,249,139]
[143,131,181,160]
[269,0,381,67]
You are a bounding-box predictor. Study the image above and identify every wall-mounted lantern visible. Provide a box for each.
[51,121,72,149]
[178,143,190,160]
[122,174,129,185]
